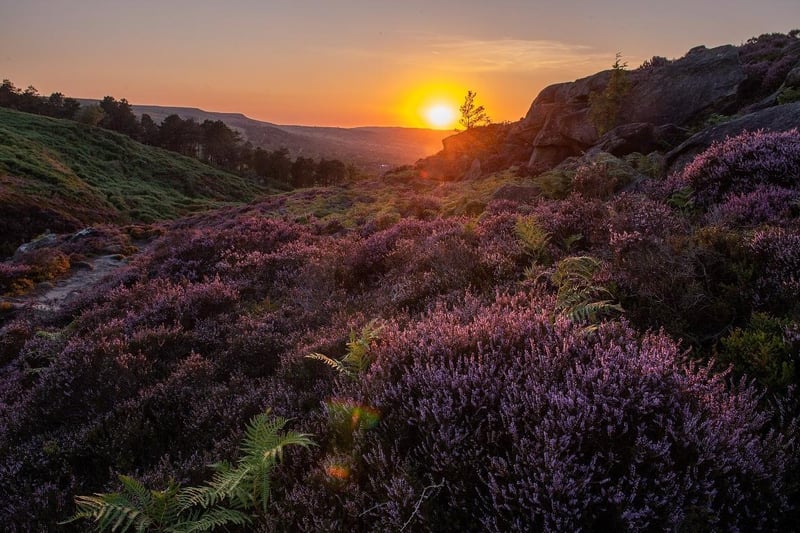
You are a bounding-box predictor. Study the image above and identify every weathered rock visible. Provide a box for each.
[417,123,513,180]
[665,102,800,174]
[589,123,690,157]
[13,232,58,257]
[418,38,794,180]
[525,45,747,171]
[621,45,745,124]
[785,65,800,88]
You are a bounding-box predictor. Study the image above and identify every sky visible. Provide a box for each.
[1,0,799,128]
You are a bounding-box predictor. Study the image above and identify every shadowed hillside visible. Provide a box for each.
[0,107,268,256]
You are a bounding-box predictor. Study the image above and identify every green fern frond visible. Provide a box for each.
[168,507,251,533]
[306,320,383,377]
[342,320,383,374]
[567,300,624,324]
[561,233,583,252]
[552,255,622,327]
[552,255,602,286]
[306,352,349,375]
[515,216,551,264]
[667,187,695,214]
[66,490,152,533]
[182,412,314,514]
[67,412,314,531]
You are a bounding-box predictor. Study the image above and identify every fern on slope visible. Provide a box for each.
[307,319,383,377]
[65,411,313,532]
[551,255,622,328]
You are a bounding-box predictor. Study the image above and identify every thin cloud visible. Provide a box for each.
[321,34,610,74]
[429,37,610,72]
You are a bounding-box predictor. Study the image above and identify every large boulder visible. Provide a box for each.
[620,45,745,124]
[523,73,609,171]
[665,102,800,174]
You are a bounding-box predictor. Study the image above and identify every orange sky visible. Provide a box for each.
[1,1,798,128]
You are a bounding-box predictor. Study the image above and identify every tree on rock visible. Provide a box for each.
[459,90,490,129]
[590,53,630,135]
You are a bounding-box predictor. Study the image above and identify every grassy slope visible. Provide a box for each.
[0,107,267,255]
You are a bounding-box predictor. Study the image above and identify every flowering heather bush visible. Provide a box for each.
[529,194,608,252]
[749,226,800,313]
[706,184,800,227]
[268,293,794,531]
[739,32,800,97]
[669,129,800,210]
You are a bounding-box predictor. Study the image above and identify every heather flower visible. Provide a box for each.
[669,129,800,210]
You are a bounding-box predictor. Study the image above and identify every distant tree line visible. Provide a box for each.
[0,79,353,187]
[0,80,81,119]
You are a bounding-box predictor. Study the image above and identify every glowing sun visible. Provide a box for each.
[424,104,457,129]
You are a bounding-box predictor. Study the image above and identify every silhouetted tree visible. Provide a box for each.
[316,158,347,185]
[139,114,160,145]
[76,104,105,126]
[18,86,43,114]
[291,156,317,187]
[200,119,240,169]
[99,96,142,139]
[267,148,292,182]
[51,93,80,119]
[237,141,254,173]
[589,53,630,135]
[159,115,201,156]
[252,147,292,182]
[0,79,19,108]
[459,90,490,129]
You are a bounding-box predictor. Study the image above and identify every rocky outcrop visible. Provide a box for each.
[523,73,608,171]
[417,124,514,180]
[416,35,800,180]
[525,45,746,170]
[666,102,800,174]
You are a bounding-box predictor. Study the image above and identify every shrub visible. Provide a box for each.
[572,153,638,199]
[322,293,795,532]
[66,411,314,532]
[637,55,671,70]
[717,313,798,390]
[670,129,800,210]
[749,226,800,313]
[706,185,799,227]
[739,32,800,97]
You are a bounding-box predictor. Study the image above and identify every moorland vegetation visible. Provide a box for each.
[1,32,800,532]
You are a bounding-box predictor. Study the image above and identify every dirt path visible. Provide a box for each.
[29,254,127,312]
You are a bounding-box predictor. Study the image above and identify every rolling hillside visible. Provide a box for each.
[0,107,268,256]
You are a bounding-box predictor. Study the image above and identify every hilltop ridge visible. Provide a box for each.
[77,100,449,172]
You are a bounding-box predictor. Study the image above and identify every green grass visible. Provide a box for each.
[0,107,269,255]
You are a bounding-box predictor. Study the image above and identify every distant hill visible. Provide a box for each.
[82,102,450,172]
[0,107,269,256]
